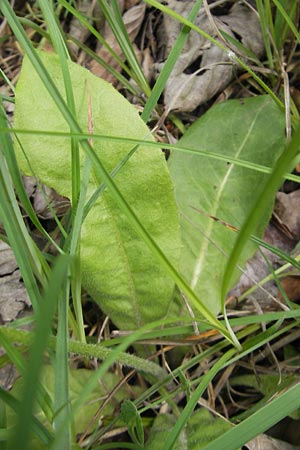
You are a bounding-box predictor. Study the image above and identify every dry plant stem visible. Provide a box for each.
[281,60,292,140]
[180,289,200,335]
[79,368,135,445]
[213,364,235,399]
[197,397,231,422]
[202,0,228,47]
[251,297,282,384]
[254,328,300,364]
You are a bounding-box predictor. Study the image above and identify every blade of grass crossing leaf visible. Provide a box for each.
[0,398,7,450]
[3,131,63,256]
[0,102,50,289]
[144,0,284,110]
[9,255,70,450]
[58,0,134,80]
[68,157,92,342]
[0,387,53,446]
[0,330,54,423]
[141,0,203,122]
[39,0,86,342]
[255,0,274,70]
[0,147,42,310]
[38,0,80,210]
[53,283,71,450]
[202,382,300,450]
[273,0,300,44]
[0,0,235,346]
[222,128,300,305]
[6,128,300,183]
[162,348,237,450]
[99,0,151,96]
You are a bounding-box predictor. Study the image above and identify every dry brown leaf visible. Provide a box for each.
[68,0,101,57]
[279,276,300,302]
[157,1,264,112]
[0,240,30,322]
[275,191,300,241]
[246,434,300,450]
[23,176,70,219]
[89,3,146,82]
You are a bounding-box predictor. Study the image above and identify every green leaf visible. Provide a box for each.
[146,408,232,450]
[121,400,144,446]
[6,366,141,449]
[13,51,181,330]
[168,96,285,315]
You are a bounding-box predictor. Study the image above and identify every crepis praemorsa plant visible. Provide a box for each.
[13,51,286,332]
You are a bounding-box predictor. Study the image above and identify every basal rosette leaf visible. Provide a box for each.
[168,96,286,314]
[13,51,181,329]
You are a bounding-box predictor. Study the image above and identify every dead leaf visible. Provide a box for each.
[246,434,300,450]
[89,3,146,82]
[157,1,264,112]
[0,240,31,322]
[275,191,300,241]
[68,0,103,58]
[23,175,70,219]
[279,276,300,302]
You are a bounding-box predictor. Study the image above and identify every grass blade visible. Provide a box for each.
[202,382,300,450]
[9,255,70,450]
[222,128,300,304]
[141,0,203,122]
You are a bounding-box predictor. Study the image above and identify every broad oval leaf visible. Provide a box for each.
[13,51,181,329]
[146,408,232,449]
[168,96,286,314]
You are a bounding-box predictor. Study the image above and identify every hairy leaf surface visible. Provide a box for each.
[14,51,181,329]
[168,96,285,314]
[147,408,232,449]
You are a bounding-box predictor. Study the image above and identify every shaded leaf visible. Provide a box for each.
[121,399,144,446]
[146,408,232,449]
[168,95,285,314]
[6,366,141,449]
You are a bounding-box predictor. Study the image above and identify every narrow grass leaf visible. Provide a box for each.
[141,0,203,123]
[222,128,300,304]
[5,127,300,184]
[0,398,7,450]
[99,0,151,95]
[53,284,71,450]
[144,0,284,109]
[0,387,53,446]
[0,104,44,309]
[272,0,300,44]
[38,0,81,209]
[202,382,300,450]
[162,348,237,450]
[9,255,70,450]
